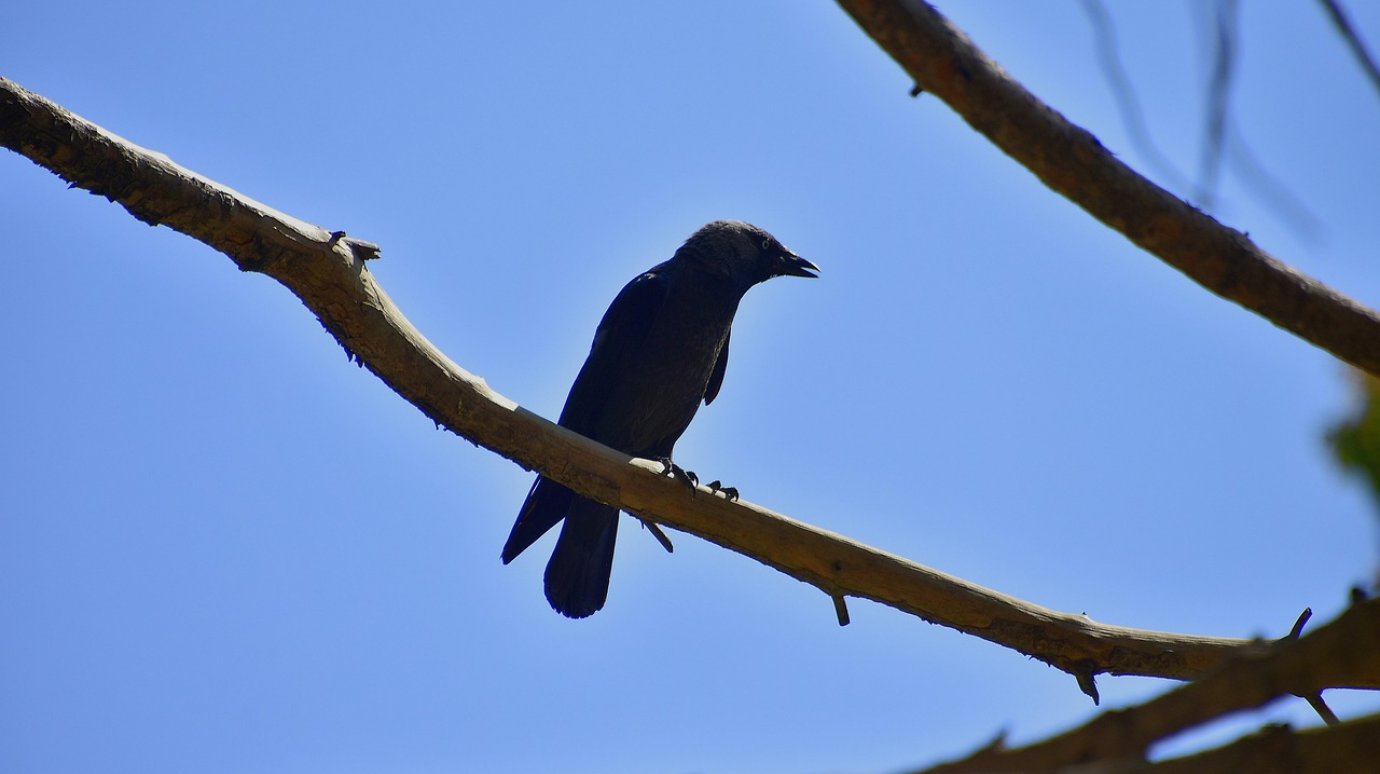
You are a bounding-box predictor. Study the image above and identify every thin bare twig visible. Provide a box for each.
[1318,0,1380,99]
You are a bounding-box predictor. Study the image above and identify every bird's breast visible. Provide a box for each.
[592,293,737,454]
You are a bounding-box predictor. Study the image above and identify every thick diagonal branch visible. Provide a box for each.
[835,0,1380,376]
[2,77,1368,694]
[1145,713,1380,773]
[919,599,1380,772]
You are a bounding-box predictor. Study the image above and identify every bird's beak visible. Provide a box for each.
[773,250,820,279]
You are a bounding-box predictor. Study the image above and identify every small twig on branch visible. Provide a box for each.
[1287,607,1313,639]
[1072,661,1100,705]
[1302,693,1341,726]
[637,518,676,553]
[327,230,382,259]
[0,77,1318,693]
[1285,608,1340,726]
[834,0,1380,377]
[832,594,851,627]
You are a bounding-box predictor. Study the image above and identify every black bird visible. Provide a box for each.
[501,220,819,618]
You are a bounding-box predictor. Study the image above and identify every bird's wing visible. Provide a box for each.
[501,476,576,564]
[704,329,730,406]
[558,264,672,435]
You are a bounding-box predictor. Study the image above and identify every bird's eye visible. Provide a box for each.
[761,238,772,251]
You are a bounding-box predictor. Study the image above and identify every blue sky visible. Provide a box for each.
[4,2,1379,772]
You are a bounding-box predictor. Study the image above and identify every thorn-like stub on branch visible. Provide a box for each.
[1301,692,1340,726]
[832,594,851,627]
[1351,585,1370,605]
[1072,661,1101,704]
[1287,607,1313,640]
[326,230,382,261]
[638,518,675,554]
[346,237,382,260]
[909,84,924,97]
[976,727,1008,755]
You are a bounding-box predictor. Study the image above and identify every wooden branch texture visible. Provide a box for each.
[919,598,1380,772]
[1148,712,1380,774]
[0,76,1368,694]
[930,713,1380,774]
[835,0,1380,376]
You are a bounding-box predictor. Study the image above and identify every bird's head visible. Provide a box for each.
[677,220,819,289]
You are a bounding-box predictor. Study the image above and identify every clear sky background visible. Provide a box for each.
[4,2,1379,772]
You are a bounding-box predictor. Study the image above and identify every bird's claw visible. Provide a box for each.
[656,457,698,493]
[706,480,739,501]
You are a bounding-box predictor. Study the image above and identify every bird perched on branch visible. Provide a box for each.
[501,220,819,618]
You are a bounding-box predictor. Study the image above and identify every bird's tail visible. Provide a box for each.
[502,477,575,564]
[543,498,619,619]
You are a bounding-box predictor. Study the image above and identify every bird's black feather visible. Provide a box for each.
[704,330,730,406]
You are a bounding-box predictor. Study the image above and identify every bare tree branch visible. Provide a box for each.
[1318,0,1380,99]
[913,598,1380,772]
[1148,713,1380,774]
[834,0,1380,377]
[923,714,1380,774]
[1,76,1327,695]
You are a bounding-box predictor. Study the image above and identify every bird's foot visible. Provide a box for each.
[706,480,739,502]
[656,457,698,493]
